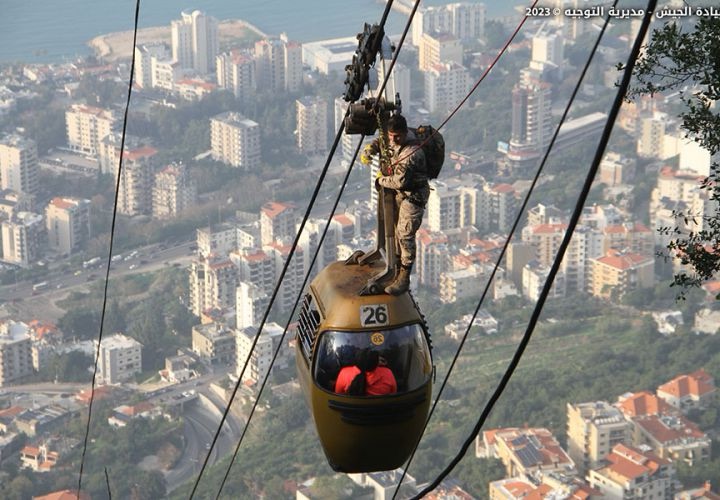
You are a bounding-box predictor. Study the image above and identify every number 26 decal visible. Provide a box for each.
[360,304,389,327]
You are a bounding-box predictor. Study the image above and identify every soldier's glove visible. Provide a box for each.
[374,169,383,190]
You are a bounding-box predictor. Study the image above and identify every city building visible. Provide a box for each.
[657,369,716,412]
[0,320,33,386]
[235,322,286,385]
[0,189,32,220]
[444,311,498,340]
[152,162,197,219]
[522,261,566,302]
[264,242,304,313]
[416,228,451,288]
[191,322,235,365]
[477,427,576,478]
[412,3,485,46]
[171,10,219,74]
[426,176,486,232]
[1,211,45,268]
[587,444,675,499]
[296,96,329,154]
[489,475,598,500]
[260,201,297,246]
[232,248,275,295]
[302,36,357,75]
[20,444,59,472]
[45,197,90,255]
[599,151,637,186]
[117,146,157,216]
[150,57,182,91]
[631,413,711,467]
[133,43,170,89]
[587,250,654,299]
[210,112,261,169]
[424,62,471,114]
[506,79,552,168]
[439,266,485,304]
[0,135,39,201]
[189,256,239,317]
[419,32,463,71]
[254,35,302,92]
[236,281,270,329]
[95,333,143,385]
[196,222,239,259]
[485,183,517,232]
[65,104,116,156]
[566,401,632,474]
[216,50,256,103]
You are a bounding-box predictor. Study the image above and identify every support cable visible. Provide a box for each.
[211,1,421,497]
[392,2,617,496]
[188,2,406,496]
[77,0,141,496]
[410,2,657,497]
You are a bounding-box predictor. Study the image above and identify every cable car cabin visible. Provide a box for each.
[295,259,433,473]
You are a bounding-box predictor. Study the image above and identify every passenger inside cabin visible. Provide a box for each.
[335,350,397,396]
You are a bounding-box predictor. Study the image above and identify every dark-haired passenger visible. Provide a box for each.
[334,351,397,396]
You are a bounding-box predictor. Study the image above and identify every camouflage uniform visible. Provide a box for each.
[377,131,430,268]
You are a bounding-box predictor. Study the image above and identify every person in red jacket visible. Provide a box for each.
[335,350,397,396]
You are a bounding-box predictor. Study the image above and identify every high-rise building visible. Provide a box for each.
[260,201,297,246]
[117,146,157,216]
[296,97,329,154]
[264,242,304,313]
[95,333,143,385]
[152,162,197,219]
[171,10,219,74]
[0,320,33,387]
[507,80,552,166]
[419,32,463,71]
[566,401,632,474]
[424,62,471,114]
[532,32,564,67]
[254,35,303,93]
[134,43,170,88]
[216,50,256,103]
[588,250,654,299]
[426,177,486,232]
[235,322,286,385]
[0,135,39,201]
[191,323,235,365]
[65,104,116,156]
[45,197,91,255]
[189,256,239,317]
[1,211,45,268]
[412,3,485,46]
[236,281,270,329]
[210,112,261,169]
[334,97,363,165]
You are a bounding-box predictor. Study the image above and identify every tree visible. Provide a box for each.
[627,18,720,297]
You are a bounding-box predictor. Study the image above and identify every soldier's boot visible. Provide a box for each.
[385,264,412,295]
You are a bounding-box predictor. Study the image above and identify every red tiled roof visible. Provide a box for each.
[261,201,293,218]
[34,490,91,500]
[532,223,567,234]
[332,214,353,226]
[658,369,715,398]
[596,251,652,271]
[492,183,515,194]
[635,414,705,443]
[49,197,76,210]
[617,391,674,417]
[123,146,157,161]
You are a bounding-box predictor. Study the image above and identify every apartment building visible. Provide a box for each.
[296,96,329,154]
[235,322,286,385]
[196,222,238,259]
[210,112,261,169]
[1,211,45,268]
[189,256,239,317]
[191,322,235,365]
[507,79,553,166]
[152,162,197,219]
[171,10,219,74]
[231,248,275,295]
[424,62,471,114]
[216,50,256,103]
[416,228,451,288]
[587,444,675,499]
[412,3,485,46]
[0,320,33,387]
[65,104,116,156]
[45,197,91,255]
[426,177,487,232]
[599,152,637,186]
[419,32,463,71]
[133,43,170,89]
[260,201,297,246]
[117,146,157,216]
[632,413,711,467]
[236,281,270,329]
[95,333,142,385]
[587,250,654,299]
[0,135,39,201]
[489,475,598,500]
[566,401,632,474]
[254,36,302,92]
[264,242,304,313]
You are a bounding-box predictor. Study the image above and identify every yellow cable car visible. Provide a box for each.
[295,259,434,472]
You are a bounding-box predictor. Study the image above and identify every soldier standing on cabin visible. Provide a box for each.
[370,114,430,295]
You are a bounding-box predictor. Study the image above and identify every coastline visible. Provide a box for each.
[87,19,268,62]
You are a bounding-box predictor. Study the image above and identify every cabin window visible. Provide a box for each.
[313,325,432,396]
[297,294,321,361]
